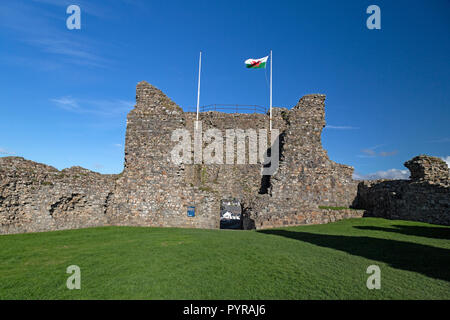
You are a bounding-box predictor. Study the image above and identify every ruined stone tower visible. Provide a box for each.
[109,81,360,229]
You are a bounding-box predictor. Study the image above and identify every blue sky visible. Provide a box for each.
[0,0,449,178]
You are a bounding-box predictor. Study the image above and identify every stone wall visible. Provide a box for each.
[110,82,359,229]
[354,155,450,225]
[0,157,116,234]
[0,81,361,234]
[108,82,220,229]
[243,208,365,230]
[242,94,358,228]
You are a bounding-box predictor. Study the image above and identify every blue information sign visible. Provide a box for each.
[187,206,195,217]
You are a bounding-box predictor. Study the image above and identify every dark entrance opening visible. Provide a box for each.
[220,198,242,229]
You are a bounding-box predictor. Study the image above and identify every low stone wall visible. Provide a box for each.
[354,155,450,226]
[0,157,117,234]
[243,208,364,230]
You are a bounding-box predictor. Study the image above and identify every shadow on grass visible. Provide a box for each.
[258,229,450,282]
[353,225,450,240]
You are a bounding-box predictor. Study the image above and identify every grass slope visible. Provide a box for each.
[0,218,449,299]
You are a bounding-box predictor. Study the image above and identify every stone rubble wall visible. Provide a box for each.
[354,155,449,225]
[0,81,361,234]
[243,208,365,230]
[244,94,359,228]
[404,155,449,184]
[109,82,359,230]
[0,157,116,234]
[108,82,220,229]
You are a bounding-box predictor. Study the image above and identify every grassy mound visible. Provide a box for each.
[0,218,449,299]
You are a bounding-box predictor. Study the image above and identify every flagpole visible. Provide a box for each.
[269,50,272,131]
[196,51,202,129]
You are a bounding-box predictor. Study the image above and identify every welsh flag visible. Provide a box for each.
[245,56,268,69]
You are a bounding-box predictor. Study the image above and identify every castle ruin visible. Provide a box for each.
[0,82,448,234]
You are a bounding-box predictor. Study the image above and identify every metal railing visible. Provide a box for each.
[199,104,268,114]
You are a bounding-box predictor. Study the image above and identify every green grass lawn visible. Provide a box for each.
[0,218,449,299]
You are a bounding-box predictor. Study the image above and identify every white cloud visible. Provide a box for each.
[379,150,398,157]
[354,156,449,181]
[353,169,409,180]
[93,163,104,170]
[358,144,398,158]
[0,148,15,155]
[51,96,79,111]
[51,97,134,116]
[325,125,359,130]
[0,1,113,69]
[441,156,450,168]
[361,148,376,157]
[429,138,450,143]
[31,0,118,18]
[30,39,110,68]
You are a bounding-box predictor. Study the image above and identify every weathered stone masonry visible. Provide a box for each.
[1,81,448,234]
[0,157,116,234]
[354,155,450,225]
[107,82,361,230]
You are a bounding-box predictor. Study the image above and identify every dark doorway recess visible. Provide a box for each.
[220,198,242,230]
